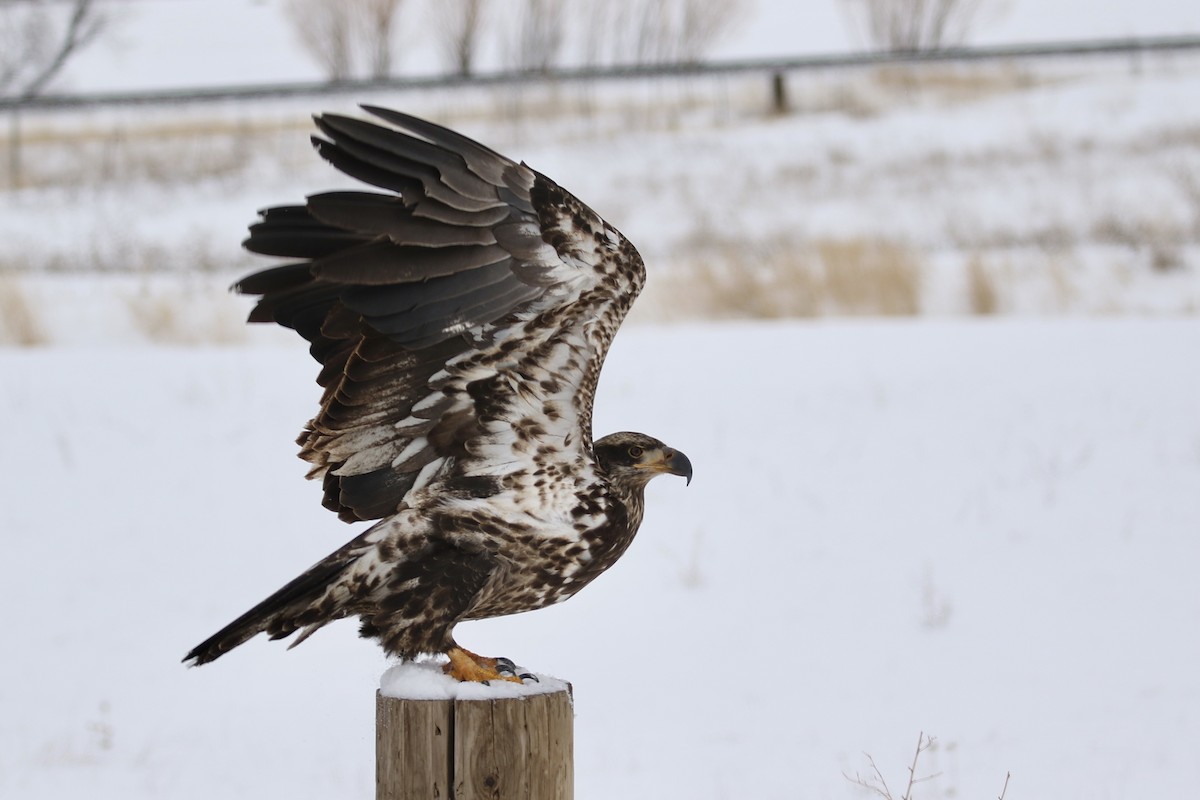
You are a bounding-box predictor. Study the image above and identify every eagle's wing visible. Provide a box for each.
[239,108,645,522]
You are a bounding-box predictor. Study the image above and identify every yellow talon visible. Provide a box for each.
[442,647,523,683]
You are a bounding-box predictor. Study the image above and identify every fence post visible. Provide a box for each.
[770,71,789,114]
[6,110,20,189]
[376,687,574,800]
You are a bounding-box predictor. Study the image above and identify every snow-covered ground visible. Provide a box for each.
[3,319,1199,799]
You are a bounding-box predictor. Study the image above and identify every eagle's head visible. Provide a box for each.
[594,432,693,491]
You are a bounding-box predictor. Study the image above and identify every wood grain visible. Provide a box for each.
[377,688,573,800]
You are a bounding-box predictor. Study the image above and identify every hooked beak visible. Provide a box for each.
[660,448,693,486]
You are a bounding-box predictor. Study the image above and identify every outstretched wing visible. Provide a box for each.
[239,108,645,522]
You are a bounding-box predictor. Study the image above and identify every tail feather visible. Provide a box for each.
[184,554,356,666]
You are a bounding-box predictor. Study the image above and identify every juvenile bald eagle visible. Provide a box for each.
[184,108,691,682]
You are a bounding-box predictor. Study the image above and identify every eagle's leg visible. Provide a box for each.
[443,646,523,684]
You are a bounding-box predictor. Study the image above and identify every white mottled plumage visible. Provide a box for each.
[184,109,690,676]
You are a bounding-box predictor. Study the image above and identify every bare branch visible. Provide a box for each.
[839,0,997,52]
[0,0,107,99]
[355,0,404,79]
[845,731,1008,800]
[901,732,941,800]
[843,731,943,800]
[507,0,565,73]
[676,0,749,63]
[433,0,486,76]
[0,8,50,94]
[576,0,747,68]
[285,0,354,80]
[284,0,403,81]
[843,752,896,800]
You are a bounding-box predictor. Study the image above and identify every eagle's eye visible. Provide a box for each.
[627,445,644,459]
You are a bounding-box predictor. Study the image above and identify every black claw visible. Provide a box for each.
[519,672,538,683]
[495,657,517,676]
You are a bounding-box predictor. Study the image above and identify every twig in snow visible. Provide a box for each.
[998,770,1012,800]
[843,731,940,800]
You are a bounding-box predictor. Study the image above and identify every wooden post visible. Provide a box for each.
[6,110,20,190]
[770,70,789,115]
[376,688,573,800]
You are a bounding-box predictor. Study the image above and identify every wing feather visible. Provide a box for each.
[312,241,511,285]
[236,109,645,523]
[313,115,502,212]
[307,191,498,247]
[360,106,513,186]
[340,259,514,316]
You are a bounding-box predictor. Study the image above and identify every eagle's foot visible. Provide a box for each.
[443,647,523,684]
[495,657,539,683]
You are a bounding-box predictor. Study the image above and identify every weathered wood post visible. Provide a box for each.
[376,675,573,800]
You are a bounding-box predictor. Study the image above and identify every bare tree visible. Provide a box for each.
[676,0,747,63]
[357,0,404,78]
[0,0,106,99]
[507,0,565,73]
[285,0,353,80]
[840,0,995,52]
[433,0,486,76]
[579,0,637,67]
[284,0,405,81]
[577,0,748,68]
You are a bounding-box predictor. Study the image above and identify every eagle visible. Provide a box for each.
[184,108,692,683]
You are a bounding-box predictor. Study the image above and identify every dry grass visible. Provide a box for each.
[2,61,1196,333]
[818,238,922,314]
[653,233,922,320]
[125,293,189,343]
[0,61,1053,192]
[1091,214,1188,273]
[0,276,47,345]
[966,255,999,314]
[762,62,1046,120]
[2,115,314,191]
[1173,163,1200,244]
[0,231,254,276]
[123,281,251,344]
[871,62,1041,103]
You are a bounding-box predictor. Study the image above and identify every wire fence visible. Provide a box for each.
[3,32,1199,192]
[2,32,1199,112]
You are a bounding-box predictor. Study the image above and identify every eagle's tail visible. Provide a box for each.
[183,552,357,667]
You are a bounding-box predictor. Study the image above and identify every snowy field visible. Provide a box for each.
[3,319,1199,799]
[5,50,1200,343]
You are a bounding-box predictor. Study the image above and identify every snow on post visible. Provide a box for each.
[376,663,573,800]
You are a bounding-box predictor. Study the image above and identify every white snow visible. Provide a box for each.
[379,662,570,701]
[3,319,1199,799]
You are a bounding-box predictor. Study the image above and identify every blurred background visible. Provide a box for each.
[2,2,1198,799]
[3,0,1200,340]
